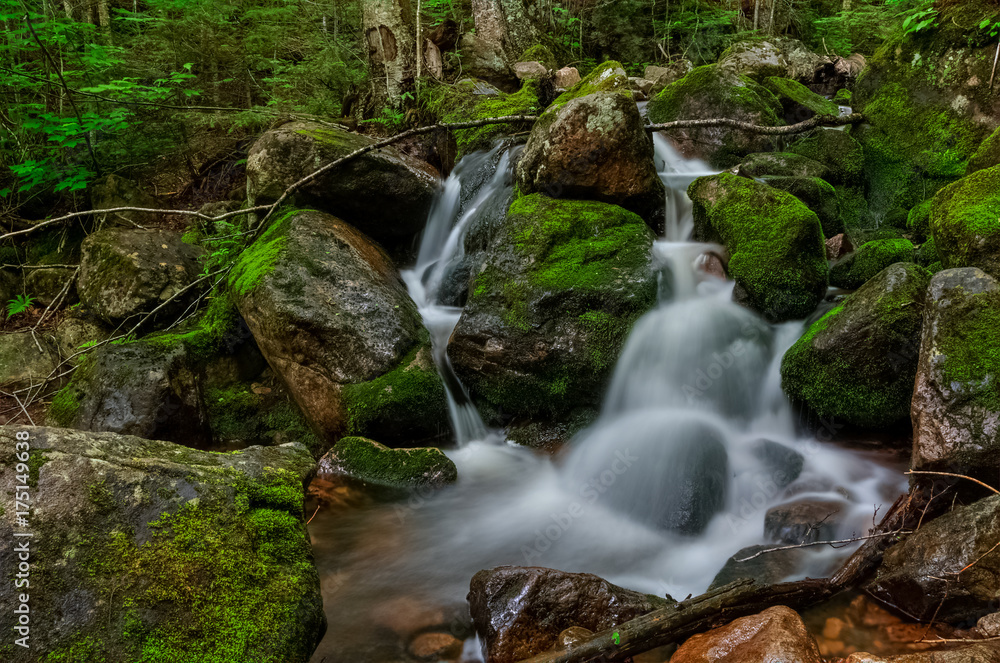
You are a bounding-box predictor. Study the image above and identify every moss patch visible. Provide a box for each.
[424,80,541,156]
[766,76,840,116]
[935,286,1000,413]
[327,436,457,489]
[229,210,297,297]
[551,60,630,107]
[929,164,1000,278]
[830,238,915,289]
[519,45,557,70]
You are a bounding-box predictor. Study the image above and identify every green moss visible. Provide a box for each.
[786,129,864,185]
[930,165,1000,277]
[180,228,202,245]
[689,173,828,321]
[329,436,457,488]
[907,198,934,242]
[519,45,557,69]
[425,80,541,156]
[833,89,852,104]
[936,288,1000,412]
[88,480,116,514]
[765,76,840,116]
[915,237,940,267]
[27,450,49,489]
[830,238,915,289]
[340,344,448,441]
[141,294,241,363]
[48,384,82,427]
[551,60,630,107]
[967,125,1000,175]
[206,384,323,456]
[229,210,296,297]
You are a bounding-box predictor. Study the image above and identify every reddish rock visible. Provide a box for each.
[843,644,1000,662]
[695,251,728,279]
[553,66,581,89]
[468,566,672,663]
[825,233,854,260]
[514,61,548,79]
[671,605,821,663]
[409,632,464,660]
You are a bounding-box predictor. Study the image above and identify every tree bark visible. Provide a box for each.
[471,0,542,62]
[361,0,417,111]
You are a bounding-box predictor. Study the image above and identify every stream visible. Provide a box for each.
[307,137,907,663]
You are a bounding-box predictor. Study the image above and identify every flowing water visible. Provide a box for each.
[307,138,906,662]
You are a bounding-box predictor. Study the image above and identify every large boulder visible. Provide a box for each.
[829,238,914,290]
[468,566,672,663]
[516,91,663,223]
[689,173,828,322]
[317,436,457,489]
[246,121,439,254]
[759,176,843,238]
[232,210,447,447]
[78,228,204,326]
[448,195,656,423]
[929,164,1000,279]
[786,128,865,186]
[911,268,1000,481]
[781,263,931,429]
[868,493,1000,624]
[648,64,783,168]
[852,11,1000,222]
[719,38,829,83]
[0,427,324,662]
[671,606,822,663]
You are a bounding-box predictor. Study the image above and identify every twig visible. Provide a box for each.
[991,38,1000,90]
[734,531,910,562]
[905,470,1000,495]
[644,113,866,135]
[306,503,322,525]
[0,389,35,426]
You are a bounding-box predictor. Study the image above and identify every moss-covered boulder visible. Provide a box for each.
[0,427,324,663]
[907,197,933,242]
[929,164,1000,279]
[912,268,1000,481]
[0,332,58,389]
[689,173,828,322]
[426,79,541,157]
[448,194,657,423]
[915,237,940,268]
[78,228,204,326]
[852,11,1000,222]
[233,210,448,448]
[765,76,840,117]
[718,38,828,83]
[551,61,630,107]
[785,128,865,186]
[518,44,557,71]
[869,493,1000,624]
[647,64,783,168]
[318,436,456,489]
[516,91,663,224]
[967,125,1000,175]
[759,176,843,238]
[246,121,440,255]
[829,238,914,289]
[781,262,931,428]
[737,152,830,181]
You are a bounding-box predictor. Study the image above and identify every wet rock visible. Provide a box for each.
[513,61,547,79]
[233,210,447,447]
[317,436,457,489]
[0,333,59,389]
[869,493,1000,624]
[930,164,1000,280]
[759,176,842,238]
[468,566,672,663]
[826,234,854,260]
[671,605,822,663]
[709,545,805,589]
[88,173,160,227]
[77,228,204,326]
[689,173,828,322]
[0,427,324,663]
[764,499,845,544]
[911,268,1000,481]
[246,121,439,255]
[749,439,804,488]
[781,263,931,428]
[553,66,581,89]
[449,195,656,424]
[409,632,463,660]
[695,251,727,280]
[516,91,663,223]
[557,626,593,648]
[829,239,915,290]
[648,64,782,168]
[843,644,1000,662]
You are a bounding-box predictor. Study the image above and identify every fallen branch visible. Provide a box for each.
[644,113,866,135]
[734,531,910,562]
[905,470,1000,496]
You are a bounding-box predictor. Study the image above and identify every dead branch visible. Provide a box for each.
[644,113,866,135]
[905,470,1000,495]
[734,531,910,562]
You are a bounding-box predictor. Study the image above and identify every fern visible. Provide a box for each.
[6,294,35,318]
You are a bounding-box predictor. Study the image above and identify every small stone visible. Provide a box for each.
[695,252,727,279]
[409,632,463,660]
[826,233,854,260]
[514,61,548,79]
[371,596,446,638]
[553,66,581,89]
[558,626,594,648]
[764,499,845,545]
[823,617,846,640]
[979,612,1000,637]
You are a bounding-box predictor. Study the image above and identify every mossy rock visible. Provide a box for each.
[833,89,852,105]
[781,262,931,429]
[738,152,830,181]
[551,60,630,108]
[519,45,557,70]
[759,176,843,238]
[647,64,783,168]
[967,125,1000,175]
[0,427,324,663]
[0,333,59,390]
[830,238,915,290]
[449,194,657,422]
[765,76,840,116]
[205,382,322,456]
[845,226,905,246]
[786,128,864,185]
[318,436,457,489]
[907,198,934,242]
[425,79,541,157]
[914,237,940,268]
[689,173,828,322]
[929,164,1000,279]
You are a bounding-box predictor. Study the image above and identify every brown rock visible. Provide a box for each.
[514,61,548,79]
[409,632,464,660]
[553,66,581,89]
[372,596,447,637]
[671,605,821,663]
[826,233,854,260]
[978,612,1000,637]
[558,626,594,649]
[695,252,727,279]
[468,566,672,663]
[764,499,845,545]
[843,643,1000,662]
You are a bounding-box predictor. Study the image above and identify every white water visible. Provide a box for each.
[309,137,906,662]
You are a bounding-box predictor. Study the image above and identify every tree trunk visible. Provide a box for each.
[471,0,542,63]
[361,0,417,112]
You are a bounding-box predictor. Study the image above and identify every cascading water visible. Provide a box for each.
[307,138,906,662]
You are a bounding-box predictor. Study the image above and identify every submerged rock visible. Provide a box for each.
[468,566,671,663]
[930,164,1000,280]
[869,493,1000,624]
[232,210,447,448]
[78,228,204,326]
[781,263,930,428]
[647,64,783,168]
[449,195,656,423]
[0,427,324,662]
[764,499,845,545]
[516,91,663,223]
[246,121,439,255]
[689,173,828,322]
[317,436,457,489]
[671,606,822,663]
[829,238,914,289]
[911,268,1000,481]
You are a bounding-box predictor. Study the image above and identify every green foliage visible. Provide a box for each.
[6,293,34,317]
